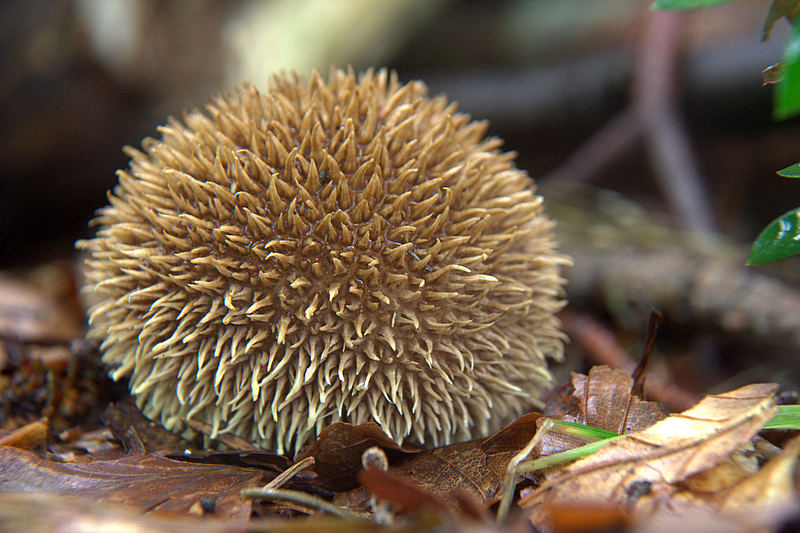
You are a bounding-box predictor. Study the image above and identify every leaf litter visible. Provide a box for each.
[0,446,267,520]
[520,382,784,528]
[0,264,798,531]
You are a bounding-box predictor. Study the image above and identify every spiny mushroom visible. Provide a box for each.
[79,68,568,456]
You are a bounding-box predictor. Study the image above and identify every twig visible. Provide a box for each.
[260,456,315,491]
[543,11,716,234]
[240,487,367,520]
[635,11,715,234]
[542,107,641,195]
[562,311,700,411]
[631,308,663,399]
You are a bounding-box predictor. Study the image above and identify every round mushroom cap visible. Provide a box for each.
[79,68,568,456]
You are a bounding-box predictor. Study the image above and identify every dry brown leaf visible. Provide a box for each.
[0,446,269,519]
[0,492,240,533]
[638,436,800,532]
[296,422,420,491]
[357,467,450,515]
[482,413,543,451]
[570,365,667,433]
[48,428,126,462]
[101,399,195,454]
[721,433,800,511]
[394,440,514,508]
[0,419,48,449]
[521,382,779,527]
[345,413,545,512]
[540,365,667,457]
[0,274,81,343]
[683,445,759,493]
[545,501,630,532]
[0,491,389,533]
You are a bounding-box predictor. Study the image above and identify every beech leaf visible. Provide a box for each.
[0,447,269,519]
[521,382,779,526]
[538,366,666,457]
[721,434,800,511]
[296,422,420,491]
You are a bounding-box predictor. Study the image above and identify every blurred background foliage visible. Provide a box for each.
[1,0,798,397]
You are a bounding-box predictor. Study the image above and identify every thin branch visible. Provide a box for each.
[541,107,641,194]
[562,311,700,411]
[543,10,716,234]
[635,11,715,233]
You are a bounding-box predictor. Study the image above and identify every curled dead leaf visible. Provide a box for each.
[539,365,667,458]
[296,422,420,491]
[721,433,800,511]
[0,419,48,449]
[357,467,450,516]
[521,382,780,527]
[0,446,269,520]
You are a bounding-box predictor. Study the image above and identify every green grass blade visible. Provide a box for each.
[652,0,737,9]
[764,405,800,430]
[550,420,620,441]
[517,435,625,474]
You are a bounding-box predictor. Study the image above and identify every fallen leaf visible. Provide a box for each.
[394,439,511,508]
[570,366,667,434]
[683,445,759,493]
[357,467,450,515]
[0,492,240,533]
[49,428,126,462]
[539,365,667,457]
[0,419,48,449]
[296,422,420,491]
[0,274,81,343]
[0,446,269,519]
[349,413,547,512]
[482,413,543,452]
[721,433,800,511]
[101,399,195,454]
[545,501,630,532]
[520,382,779,527]
[332,486,371,514]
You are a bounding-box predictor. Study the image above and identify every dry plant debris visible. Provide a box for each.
[521,382,785,528]
[0,353,796,532]
[0,272,82,344]
[0,447,269,520]
[0,261,796,531]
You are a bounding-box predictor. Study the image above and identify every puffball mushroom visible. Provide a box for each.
[79,68,568,456]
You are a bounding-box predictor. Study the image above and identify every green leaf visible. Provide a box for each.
[747,207,800,265]
[777,161,800,177]
[763,0,800,41]
[775,21,800,118]
[652,0,737,9]
[764,405,800,430]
